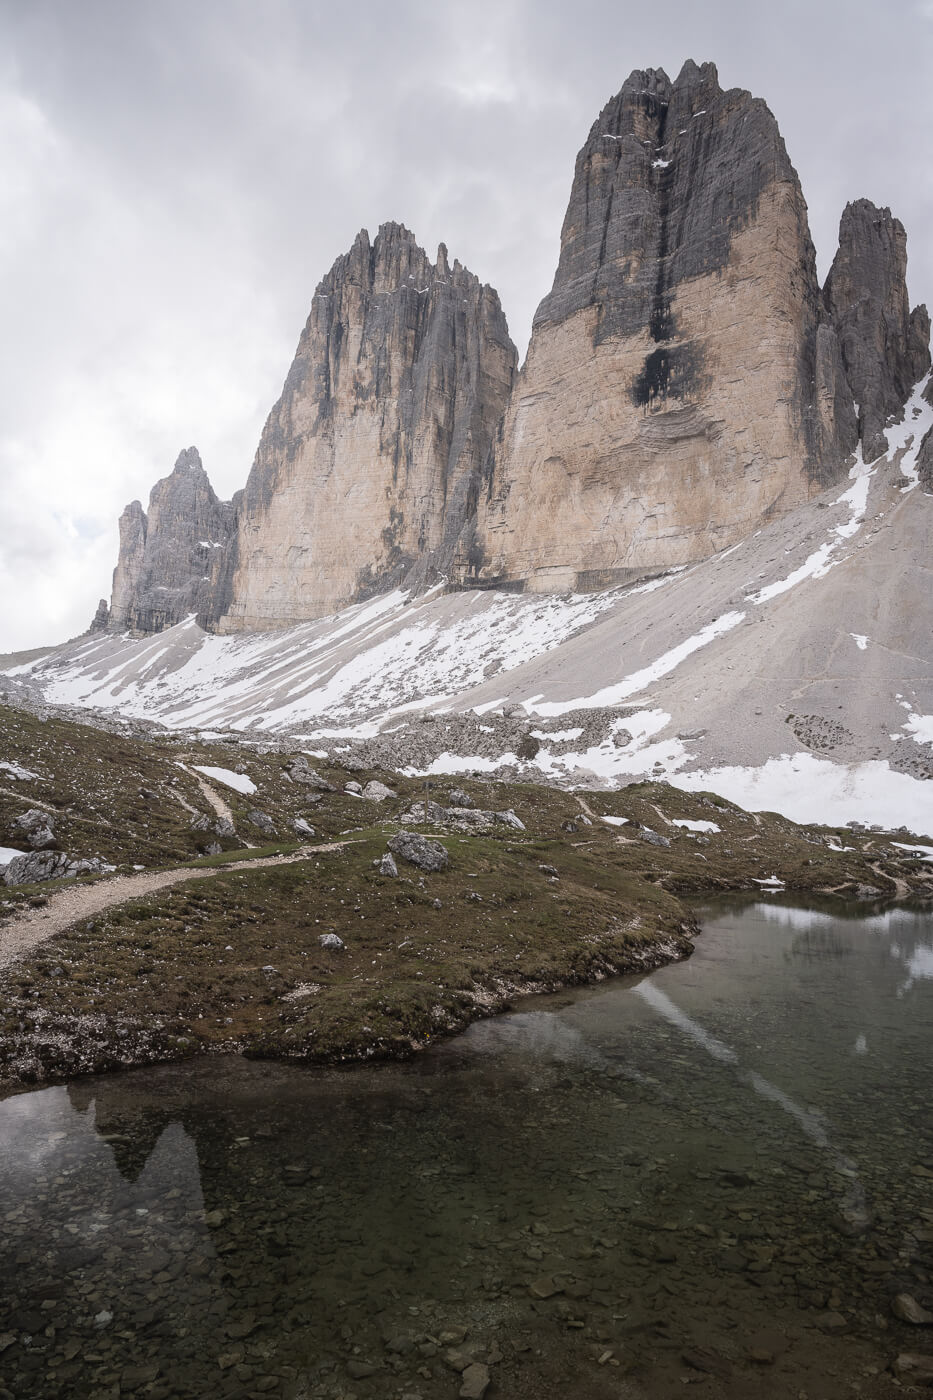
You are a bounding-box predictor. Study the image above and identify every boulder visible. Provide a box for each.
[361,780,396,802]
[247,809,276,835]
[378,852,399,877]
[318,933,345,950]
[641,828,671,848]
[292,817,315,836]
[12,809,57,850]
[388,831,449,872]
[446,788,474,808]
[285,756,335,791]
[3,851,104,886]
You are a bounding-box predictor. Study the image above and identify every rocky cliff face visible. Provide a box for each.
[823,199,930,462]
[109,448,236,633]
[105,62,930,635]
[216,224,516,632]
[459,61,862,592]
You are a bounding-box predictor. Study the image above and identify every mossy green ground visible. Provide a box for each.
[1,702,931,1087]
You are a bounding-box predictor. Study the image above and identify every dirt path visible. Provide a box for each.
[0,842,346,971]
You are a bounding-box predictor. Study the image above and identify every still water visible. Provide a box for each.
[1,899,932,1400]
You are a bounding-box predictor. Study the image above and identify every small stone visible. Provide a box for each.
[817,1311,848,1333]
[438,1326,469,1345]
[293,817,315,836]
[345,781,363,795]
[378,853,399,878]
[529,1275,563,1299]
[120,1363,160,1390]
[346,1359,378,1378]
[318,933,345,950]
[893,1294,933,1325]
[893,1353,933,1384]
[459,1363,490,1399]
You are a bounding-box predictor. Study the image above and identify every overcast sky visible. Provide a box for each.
[1,0,931,653]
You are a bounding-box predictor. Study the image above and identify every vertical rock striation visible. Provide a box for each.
[822,199,930,462]
[216,224,517,632]
[109,448,236,633]
[459,61,858,592]
[103,63,930,634]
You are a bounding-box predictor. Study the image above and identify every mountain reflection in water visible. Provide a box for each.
[0,897,931,1400]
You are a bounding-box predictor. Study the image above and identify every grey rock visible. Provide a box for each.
[292,817,315,836]
[459,1363,490,1400]
[378,852,399,877]
[388,831,450,872]
[3,850,104,886]
[318,933,345,950]
[346,1359,379,1379]
[285,756,335,791]
[641,828,671,848]
[88,598,110,632]
[344,781,363,795]
[893,1353,933,1384]
[12,809,57,850]
[919,394,933,492]
[247,809,276,835]
[214,817,236,838]
[109,447,237,634]
[361,780,396,802]
[204,842,223,856]
[219,222,518,630]
[403,799,450,824]
[893,1293,933,1326]
[494,808,525,830]
[823,200,931,462]
[446,788,474,808]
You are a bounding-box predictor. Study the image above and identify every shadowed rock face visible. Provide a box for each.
[460,60,860,593]
[109,449,236,633]
[823,200,930,462]
[216,224,517,632]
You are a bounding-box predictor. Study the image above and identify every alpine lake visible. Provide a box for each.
[1,896,932,1400]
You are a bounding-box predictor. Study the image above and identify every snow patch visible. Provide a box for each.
[672,754,933,838]
[192,765,257,795]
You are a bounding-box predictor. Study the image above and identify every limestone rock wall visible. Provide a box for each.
[109,448,236,633]
[217,224,517,632]
[823,199,930,461]
[103,62,930,635]
[459,61,859,592]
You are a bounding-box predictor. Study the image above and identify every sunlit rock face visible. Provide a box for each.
[105,63,930,634]
[459,61,861,593]
[216,223,517,632]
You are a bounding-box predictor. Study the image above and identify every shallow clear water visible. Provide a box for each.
[1,898,932,1400]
